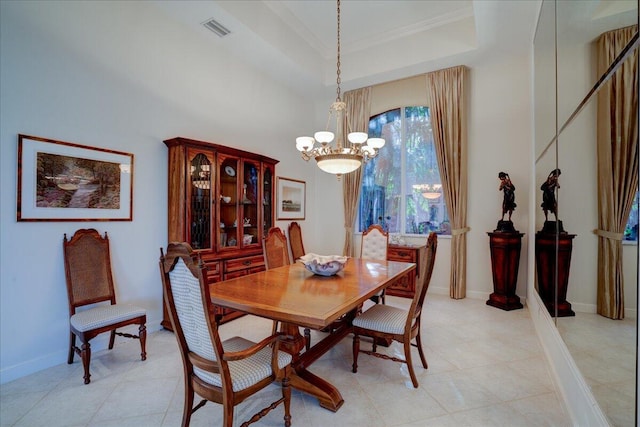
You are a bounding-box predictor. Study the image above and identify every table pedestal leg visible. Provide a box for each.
[278,318,351,412]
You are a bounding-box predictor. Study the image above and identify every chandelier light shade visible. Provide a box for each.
[413,183,442,200]
[295,0,384,177]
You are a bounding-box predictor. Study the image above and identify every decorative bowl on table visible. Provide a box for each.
[299,253,348,276]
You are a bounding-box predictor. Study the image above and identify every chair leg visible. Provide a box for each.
[182,380,194,427]
[282,369,292,427]
[80,341,92,384]
[223,399,234,427]
[304,328,310,351]
[352,334,360,373]
[68,332,76,364]
[404,340,418,388]
[415,332,428,369]
[108,330,116,350]
[139,324,147,360]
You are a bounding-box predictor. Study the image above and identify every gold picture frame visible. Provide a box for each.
[276,177,305,220]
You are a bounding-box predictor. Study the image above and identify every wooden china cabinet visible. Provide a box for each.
[162,137,278,329]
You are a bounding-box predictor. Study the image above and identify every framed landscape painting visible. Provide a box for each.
[17,134,134,221]
[276,177,305,220]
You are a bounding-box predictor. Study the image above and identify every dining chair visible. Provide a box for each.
[352,232,437,388]
[63,228,147,384]
[287,221,306,261]
[263,227,311,350]
[263,227,291,269]
[160,242,292,427]
[361,224,389,304]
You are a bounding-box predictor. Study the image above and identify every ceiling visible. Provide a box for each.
[151,0,542,97]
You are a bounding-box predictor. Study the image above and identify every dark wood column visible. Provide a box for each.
[487,231,524,311]
[535,228,577,317]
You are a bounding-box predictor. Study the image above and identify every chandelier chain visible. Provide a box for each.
[335,0,341,102]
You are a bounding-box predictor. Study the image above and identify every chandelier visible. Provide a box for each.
[295,0,385,177]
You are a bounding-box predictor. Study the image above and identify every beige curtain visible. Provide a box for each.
[426,66,470,299]
[342,87,372,256]
[595,26,638,319]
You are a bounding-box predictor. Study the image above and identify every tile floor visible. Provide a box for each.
[1,295,573,427]
[558,312,637,427]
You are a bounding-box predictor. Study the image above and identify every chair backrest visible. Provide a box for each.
[159,242,224,374]
[360,224,389,260]
[263,227,290,269]
[63,229,116,314]
[288,222,306,261]
[408,232,438,322]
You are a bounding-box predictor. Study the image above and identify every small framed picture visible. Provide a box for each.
[17,134,134,221]
[276,177,305,220]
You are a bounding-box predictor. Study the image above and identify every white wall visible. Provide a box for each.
[0,0,318,383]
[0,0,537,384]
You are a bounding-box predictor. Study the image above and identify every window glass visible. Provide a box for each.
[624,189,638,241]
[358,107,450,235]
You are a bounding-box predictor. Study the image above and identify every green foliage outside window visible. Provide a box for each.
[358,107,450,235]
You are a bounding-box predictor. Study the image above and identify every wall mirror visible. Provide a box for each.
[534,1,638,425]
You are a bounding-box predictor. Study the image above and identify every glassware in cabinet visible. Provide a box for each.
[241,160,260,246]
[262,163,274,236]
[218,155,239,250]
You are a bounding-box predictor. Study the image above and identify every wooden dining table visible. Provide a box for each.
[209,257,416,412]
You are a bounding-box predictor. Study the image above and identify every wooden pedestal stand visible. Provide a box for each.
[487,221,524,311]
[535,221,576,317]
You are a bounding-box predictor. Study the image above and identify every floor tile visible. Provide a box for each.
[0,295,577,427]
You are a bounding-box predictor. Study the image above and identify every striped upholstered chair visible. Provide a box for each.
[63,228,147,384]
[352,232,437,388]
[160,242,292,427]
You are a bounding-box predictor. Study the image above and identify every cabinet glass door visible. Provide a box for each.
[189,152,213,250]
[241,160,260,247]
[263,163,274,236]
[218,155,239,249]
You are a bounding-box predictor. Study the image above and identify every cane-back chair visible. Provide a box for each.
[263,227,291,270]
[263,227,311,350]
[160,242,292,427]
[352,232,437,388]
[287,222,306,261]
[63,228,147,384]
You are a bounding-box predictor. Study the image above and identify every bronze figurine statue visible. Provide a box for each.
[498,172,516,221]
[540,168,561,221]
[495,172,517,232]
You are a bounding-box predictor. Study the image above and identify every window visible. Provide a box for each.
[358,106,450,236]
[624,189,638,242]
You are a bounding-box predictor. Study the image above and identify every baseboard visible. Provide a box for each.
[427,286,528,306]
[527,290,609,426]
[569,301,637,319]
[0,318,163,385]
[428,286,490,300]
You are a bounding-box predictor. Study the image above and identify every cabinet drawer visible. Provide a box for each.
[388,247,417,262]
[202,260,222,276]
[224,255,265,273]
[386,270,415,298]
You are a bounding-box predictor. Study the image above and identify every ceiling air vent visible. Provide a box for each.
[202,18,231,38]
